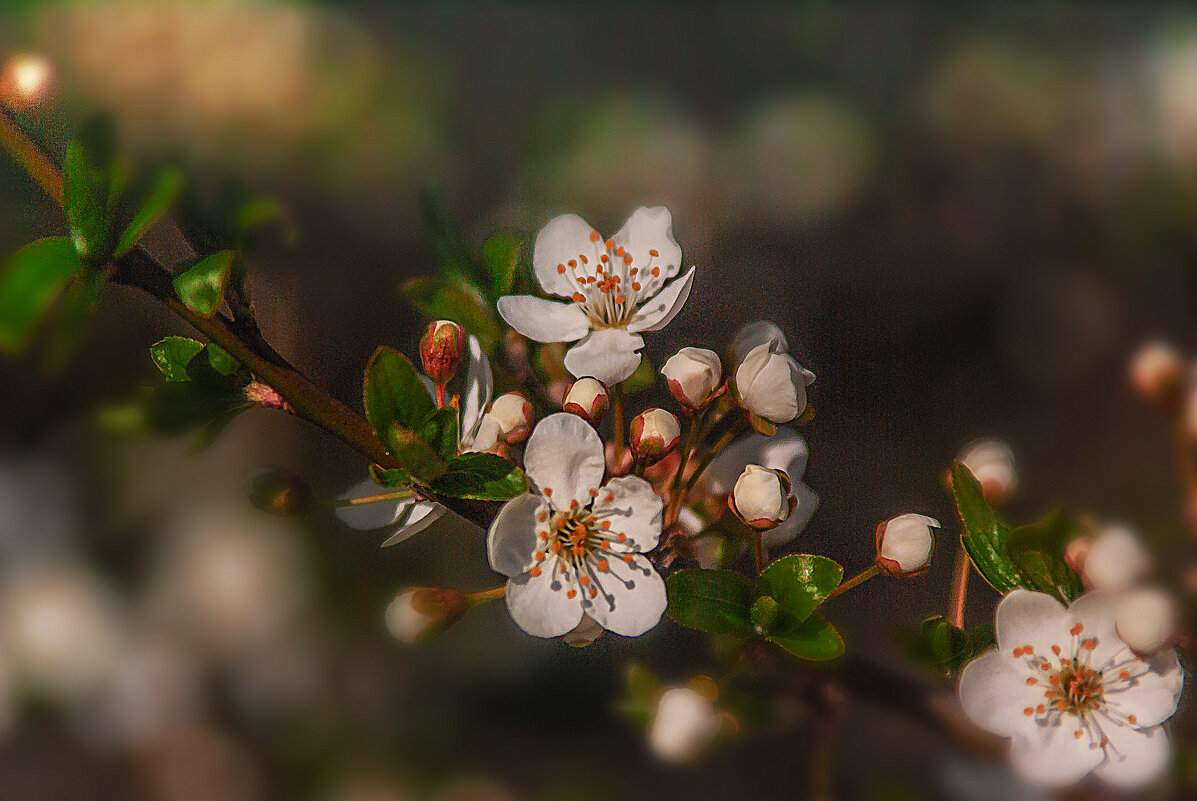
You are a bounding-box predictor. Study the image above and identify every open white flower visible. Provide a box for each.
[497,207,695,385]
[487,412,667,638]
[959,590,1184,790]
[336,335,493,546]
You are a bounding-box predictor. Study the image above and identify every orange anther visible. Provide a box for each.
[1128,715,1138,725]
[570,499,579,510]
[597,559,609,571]
[530,566,542,577]
[1050,675,1061,685]
[651,266,660,277]
[589,231,601,242]
[568,259,577,268]
[538,512,548,522]
[648,249,659,257]
[1025,677,1037,686]
[572,545,585,556]
[1083,639,1095,650]
[589,587,597,599]
[567,589,577,599]
[616,246,625,258]
[1022,645,1033,654]
[605,493,614,503]
[580,254,588,264]
[1119,670,1130,680]
[631,282,641,291]
[623,255,633,266]
[1071,623,1084,636]
[600,254,609,263]
[1052,645,1062,656]
[579,575,591,586]
[550,542,562,553]
[623,554,634,563]
[605,239,614,250]
[629,267,638,276]
[1023,707,1034,716]
[589,489,598,497]
[538,531,549,540]
[1013,648,1024,658]
[535,551,546,561]
[1036,704,1045,714]
[572,292,586,302]
[617,533,627,543]
[1074,729,1083,739]
[543,487,552,496]
[1056,700,1068,710]
[615,296,626,304]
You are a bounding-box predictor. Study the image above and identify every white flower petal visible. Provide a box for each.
[735,343,809,423]
[584,553,666,637]
[1066,591,1124,668]
[958,649,1045,737]
[763,481,819,549]
[1009,724,1104,789]
[591,475,664,552]
[462,415,501,454]
[610,206,683,287]
[487,493,548,577]
[497,295,591,344]
[532,213,606,297]
[994,590,1070,654]
[1094,723,1171,788]
[626,267,695,333]
[563,328,646,385]
[460,335,493,444]
[336,479,410,530]
[379,502,444,547]
[523,412,606,508]
[506,567,584,638]
[731,321,789,365]
[1105,649,1184,728]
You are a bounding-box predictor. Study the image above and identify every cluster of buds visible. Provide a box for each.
[874,514,939,577]
[728,465,794,530]
[385,588,468,644]
[562,377,609,424]
[630,408,681,465]
[661,347,723,413]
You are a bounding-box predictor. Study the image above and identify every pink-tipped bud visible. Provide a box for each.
[956,438,1017,506]
[629,408,681,464]
[729,464,793,530]
[875,514,940,577]
[1129,340,1184,412]
[419,320,465,386]
[563,377,610,424]
[385,588,467,644]
[661,347,723,412]
[487,392,534,444]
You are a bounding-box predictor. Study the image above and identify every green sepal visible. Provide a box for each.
[369,464,413,488]
[900,615,996,675]
[114,166,184,259]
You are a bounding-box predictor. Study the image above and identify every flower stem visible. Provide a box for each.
[464,585,507,606]
[822,565,879,604]
[679,414,749,501]
[612,383,625,456]
[948,545,971,629]
[435,383,447,409]
[750,529,767,576]
[328,489,414,508]
[0,106,63,205]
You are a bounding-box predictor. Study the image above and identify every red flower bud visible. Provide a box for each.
[419,320,465,386]
[563,377,610,424]
[629,408,681,464]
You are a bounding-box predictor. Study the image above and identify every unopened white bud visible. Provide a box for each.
[1082,525,1151,592]
[629,408,681,463]
[956,438,1018,505]
[734,342,815,424]
[730,465,793,529]
[486,392,534,444]
[1129,341,1184,410]
[662,347,722,411]
[875,514,940,576]
[1115,588,1177,655]
[563,377,610,424]
[385,588,467,644]
[648,687,722,763]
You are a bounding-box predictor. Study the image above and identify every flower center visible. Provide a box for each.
[554,238,667,328]
[527,489,638,603]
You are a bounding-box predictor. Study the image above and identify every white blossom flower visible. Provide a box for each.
[700,427,818,549]
[497,207,695,385]
[1082,525,1151,592]
[661,347,722,411]
[730,465,793,529]
[1115,588,1177,656]
[957,437,1018,505]
[487,412,667,638]
[734,334,815,424]
[337,335,493,545]
[959,590,1184,789]
[649,687,723,763]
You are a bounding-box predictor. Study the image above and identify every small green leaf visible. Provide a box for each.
[767,613,845,661]
[756,554,844,625]
[63,137,116,262]
[150,336,206,381]
[363,346,434,438]
[1005,509,1084,603]
[429,453,529,500]
[418,407,459,463]
[666,569,756,637]
[903,615,996,675]
[384,424,446,482]
[621,356,656,395]
[114,166,184,259]
[401,275,501,352]
[174,250,237,317]
[951,462,1024,593]
[481,232,520,297]
[369,464,413,488]
[184,343,244,390]
[0,237,83,351]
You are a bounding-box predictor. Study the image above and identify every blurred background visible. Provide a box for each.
[2,2,1197,799]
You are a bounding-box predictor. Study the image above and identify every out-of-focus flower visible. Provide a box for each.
[562,377,610,424]
[648,686,723,763]
[1151,29,1197,168]
[1183,378,1197,440]
[1082,525,1151,592]
[700,427,818,550]
[0,52,54,108]
[661,347,722,412]
[734,335,815,425]
[497,207,695,385]
[0,562,123,701]
[956,438,1018,505]
[487,413,666,638]
[484,392,534,445]
[1115,588,1177,656]
[875,514,939,577]
[419,320,465,387]
[384,588,468,644]
[959,590,1183,789]
[729,465,793,530]
[629,408,681,464]
[244,465,314,516]
[1128,341,1185,411]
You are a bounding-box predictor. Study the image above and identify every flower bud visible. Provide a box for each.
[1129,340,1184,411]
[629,408,681,464]
[875,514,940,576]
[729,465,793,529]
[661,347,722,412]
[243,466,314,516]
[648,687,723,763]
[1063,536,1092,573]
[1082,525,1151,591]
[1115,588,1177,655]
[487,392,534,444]
[734,342,815,424]
[419,320,466,386]
[956,438,1017,506]
[384,588,467,644]
[563,377,610,424]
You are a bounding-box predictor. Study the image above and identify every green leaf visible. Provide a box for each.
[142,381,249,435]
[756,554,843,625]
[1004,509,1084,603]
[621,356,656,395]
[363,346,434,438]
[418,407,459,463]
[41,272,103,372]
[767,613,845,661]
[904,615,996,675]
[150,336,206,381]
[184,343,244,390]
[369,464,413,488]
[173,250,237,317]
[383,424,446,482]
[666,569,756,637]
[401,275,501,352]
[0,237,83,351]
[951,462,1024,593]
[429,453,529,500]
[750,595,781,633]
[63,137,116,262]
[114,166,184,259]
[481,232,520,298]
